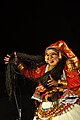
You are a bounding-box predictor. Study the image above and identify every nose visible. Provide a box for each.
[49,55,53,60]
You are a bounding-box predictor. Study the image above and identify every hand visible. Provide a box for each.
[4,52,17,64]
[4,54,11,64]
[47,74,58,87]
[36,84,46,92]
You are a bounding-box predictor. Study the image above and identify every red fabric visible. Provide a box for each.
[46,40,79,67]
[66,70,80,89]
[24,62,80,90]
[25,64,46,78]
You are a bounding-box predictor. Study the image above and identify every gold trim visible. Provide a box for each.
[18,63,24,70]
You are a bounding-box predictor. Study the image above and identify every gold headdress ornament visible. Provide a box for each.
[45,40,79,68]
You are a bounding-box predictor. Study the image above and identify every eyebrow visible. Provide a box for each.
[46,47,59,53]
[46,52,58,55]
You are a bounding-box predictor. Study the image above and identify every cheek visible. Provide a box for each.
[53,55,59,60]
[53,57,59,63]
[45,55,48,62]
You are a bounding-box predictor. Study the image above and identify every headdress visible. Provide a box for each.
[45,40,79,68]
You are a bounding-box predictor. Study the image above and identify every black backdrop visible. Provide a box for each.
[0,1,80,120]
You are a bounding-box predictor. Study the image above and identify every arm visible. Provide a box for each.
[4,52,43,97]
[4,51,45,77]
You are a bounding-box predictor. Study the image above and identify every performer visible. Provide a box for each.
[4,40,80,120]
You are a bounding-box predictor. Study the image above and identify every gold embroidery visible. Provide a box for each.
[36,67,41,74]
[18,63,24,70]
[35,102,73,119]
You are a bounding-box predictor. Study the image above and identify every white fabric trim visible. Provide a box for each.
[45,64,49,73]
[33,104,80,120]
[31,96,42,102]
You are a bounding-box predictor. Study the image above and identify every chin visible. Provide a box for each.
[49,63,55,66]
[50,62,58,66]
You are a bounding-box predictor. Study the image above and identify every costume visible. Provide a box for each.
[5,40,80,120]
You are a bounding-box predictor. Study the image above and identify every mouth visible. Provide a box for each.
[49,59,54,63]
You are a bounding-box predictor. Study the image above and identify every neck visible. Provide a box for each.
[48,65,54,71]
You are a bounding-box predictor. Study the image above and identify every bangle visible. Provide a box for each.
[58,79,67,86]
[58,79,61,84]
[18,63,24,70]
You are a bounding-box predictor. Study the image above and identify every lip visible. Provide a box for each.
[49,59,54,63]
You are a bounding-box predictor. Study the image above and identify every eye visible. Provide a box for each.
[46,54,49,56]
[52,53,58,55]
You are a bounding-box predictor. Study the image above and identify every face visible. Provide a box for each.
[45,49,60,66]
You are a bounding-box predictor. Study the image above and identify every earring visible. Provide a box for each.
[59,51,62,59]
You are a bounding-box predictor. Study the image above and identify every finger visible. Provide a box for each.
[4,57,9,59]
[14,51,17,58]
[14,51,16,55]
[47,80,53,84]
[49,74,53,80]
[48,79,53,82]
[5,62,9,64]
[6,54,10,58]
[4,57,9,61]
[47,82,54,86]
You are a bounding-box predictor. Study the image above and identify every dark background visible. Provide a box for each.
[0,1,80,120]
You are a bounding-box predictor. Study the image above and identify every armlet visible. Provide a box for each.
[17,63,24,71]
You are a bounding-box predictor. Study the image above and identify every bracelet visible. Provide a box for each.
[61,80,67,86]
[58,79,67,86]
[58,79,61,84]
[17,63,24,70]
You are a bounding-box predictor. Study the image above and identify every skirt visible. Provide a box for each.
[33,89,80,120]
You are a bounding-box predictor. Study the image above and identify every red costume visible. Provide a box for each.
[24,40,80,92]
[5,40,80,120]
